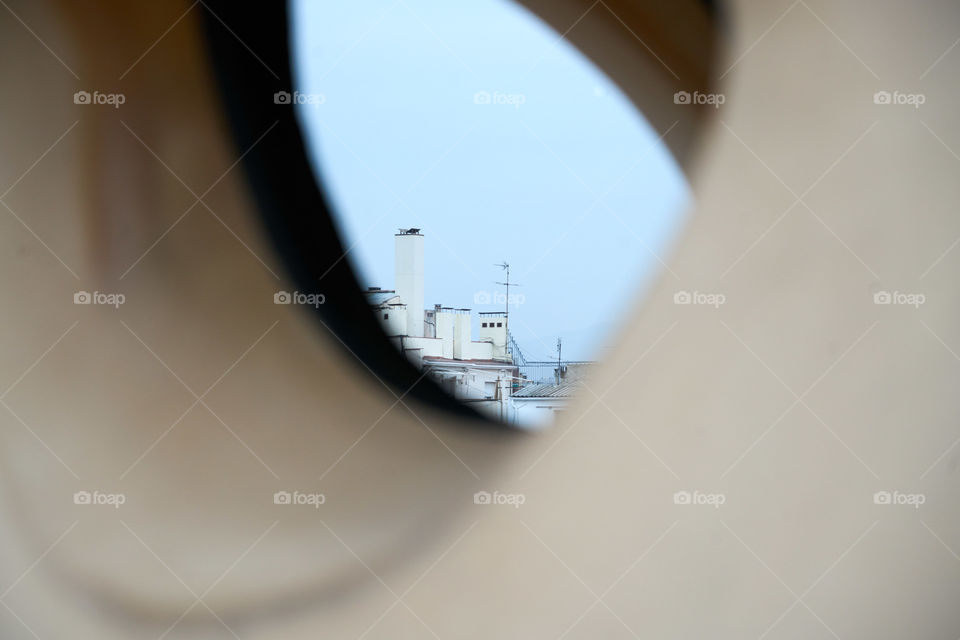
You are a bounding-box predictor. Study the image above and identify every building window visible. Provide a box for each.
[497,322,502,327]
[482,322,487,327]
[383,313,389,319]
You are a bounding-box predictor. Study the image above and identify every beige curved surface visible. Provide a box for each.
[1,0,958,638]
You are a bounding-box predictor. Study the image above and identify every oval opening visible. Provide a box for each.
[291,0,691,428]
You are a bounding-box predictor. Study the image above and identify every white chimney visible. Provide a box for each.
[454,311,471,360]
[395,229,424,338]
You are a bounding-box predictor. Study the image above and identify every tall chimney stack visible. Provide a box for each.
[395,229,424,338]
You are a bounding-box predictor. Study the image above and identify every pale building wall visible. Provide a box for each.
[453,313,471,360]
[476,317,507,359]
[466,340,493,361]
[434,311,455,358]
[405,336,443,359]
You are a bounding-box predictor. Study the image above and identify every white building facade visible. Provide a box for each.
[366,229,591,427]
[367,230,518,421]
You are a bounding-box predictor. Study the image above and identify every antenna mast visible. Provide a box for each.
[495,261,520,337]
[556,337,562,384]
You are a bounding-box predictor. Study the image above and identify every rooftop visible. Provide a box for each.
[366,291,402,306]
[422,356,516,368]
[512,380,583,398]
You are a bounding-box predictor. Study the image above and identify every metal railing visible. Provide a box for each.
[517,360,595,385]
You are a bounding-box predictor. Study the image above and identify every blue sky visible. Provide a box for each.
[290,0,689,361]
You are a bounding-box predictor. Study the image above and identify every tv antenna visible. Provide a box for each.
[494,262,521,333]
